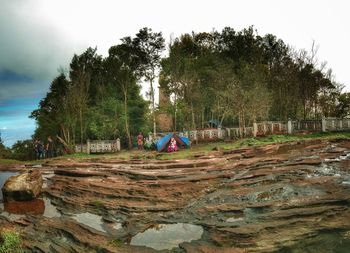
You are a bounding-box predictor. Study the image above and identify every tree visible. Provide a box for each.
[106,42,146,149]
[0,132,11,158]
[134,27,165,136]
[336,92,350,118]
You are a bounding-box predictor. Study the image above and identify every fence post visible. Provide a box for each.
[116,138,121,151]
[218,127,223,139]
[87,140,90,154]
[339,120,342,130]
[253,123,258,137]
[287,120,292,134]
[321,117,326,132]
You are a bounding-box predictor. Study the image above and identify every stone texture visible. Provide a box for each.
[2,170,43,201]
[1,138,350,252]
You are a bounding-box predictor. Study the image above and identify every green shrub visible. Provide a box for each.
[0,231,23,253]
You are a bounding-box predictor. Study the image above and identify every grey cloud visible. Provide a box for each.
[0,0,88,103]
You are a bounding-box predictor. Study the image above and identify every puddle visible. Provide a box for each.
[42,173,55,188]
[226,217,244,222]
[3,199,45,215]
[71,212,106,233]
[0,171,18,200]
[130,223,203,250]
[324,152,350,162]
[0,197,60,219]
[43,198,61,218]
[113,223,122,230]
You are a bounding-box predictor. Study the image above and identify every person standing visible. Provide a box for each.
[46,136,55,158]
[34,139,39,160]
[137,132,144,150]
[36,140,44,159]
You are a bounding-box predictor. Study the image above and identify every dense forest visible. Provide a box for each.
[27,27,349,150]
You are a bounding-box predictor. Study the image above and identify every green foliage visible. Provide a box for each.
[0,231,23,253]
[90,199,105,207]
[161,27,341,130]
[9,140,35,161]
[31,26,345,152]
[0,139,11,159]
[109,239,124,248]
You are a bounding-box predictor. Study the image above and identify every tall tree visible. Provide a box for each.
[106,41,144,149]
[134,27,165,136]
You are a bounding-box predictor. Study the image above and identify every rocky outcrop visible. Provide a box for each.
[2,170,43,202]
[1,139,350,252]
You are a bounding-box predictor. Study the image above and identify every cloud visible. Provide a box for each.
[0,0,89,105]
[0,1,85,79]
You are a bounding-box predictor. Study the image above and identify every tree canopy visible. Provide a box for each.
[30,26,347,151]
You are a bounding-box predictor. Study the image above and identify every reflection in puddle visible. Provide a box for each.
[0,197,60,219]
[113,223,122,230]
[130,223,203,250]
[42,173,55,188]
[4,199,45,215]
[226,217,244,222]
[71,212,106,233]
[43,198,61,218]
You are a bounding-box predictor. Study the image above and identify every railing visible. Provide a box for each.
[74,118,350,152]
[158,118,350,143]
[75,139,121,154]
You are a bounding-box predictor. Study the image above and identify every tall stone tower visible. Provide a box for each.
[156,86,173,132]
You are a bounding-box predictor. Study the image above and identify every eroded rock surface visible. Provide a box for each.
[2,170,43,202]
[1,139,350,252]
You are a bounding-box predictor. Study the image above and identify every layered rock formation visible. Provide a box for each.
[1,139,350,252]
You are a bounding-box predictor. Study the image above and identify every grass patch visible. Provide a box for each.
[90,199,105,207]
[0,231,23,253]
[108,239,124,248]
[0,159,25,166]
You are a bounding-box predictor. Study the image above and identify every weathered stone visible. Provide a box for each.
[2,139,350,252]
[2,170,43,201]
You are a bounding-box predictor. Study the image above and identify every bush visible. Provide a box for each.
[0,231,23,253]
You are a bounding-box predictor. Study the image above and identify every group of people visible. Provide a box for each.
[34,136,56,160]
[137,132,178,152]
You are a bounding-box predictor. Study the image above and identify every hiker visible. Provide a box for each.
[35,139,44,160]
[167,137,178,152]
[34,139,39,159]
[137,132,144,150]
[46,136,55,158]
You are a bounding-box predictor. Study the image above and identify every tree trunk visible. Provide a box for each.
[150,77,156,136]
[79,108,83,147]
[174,94,177,132]
[124,89,132,149]
[191,101,195,130]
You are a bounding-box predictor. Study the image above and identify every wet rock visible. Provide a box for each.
[2,170,43,202]
[4,199,45,215]
[2,138,350,252]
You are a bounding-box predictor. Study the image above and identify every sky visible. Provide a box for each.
[0,0,349,147]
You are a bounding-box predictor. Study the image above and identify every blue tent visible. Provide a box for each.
[156,133,190,152]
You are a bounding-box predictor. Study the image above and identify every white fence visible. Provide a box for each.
[73,118,350,152]
[166,118,350,143]
[75,139,121,154]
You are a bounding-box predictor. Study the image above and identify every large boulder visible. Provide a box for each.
[2,170,43,202]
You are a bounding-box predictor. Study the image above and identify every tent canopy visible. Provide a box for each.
[156,133,190,152]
